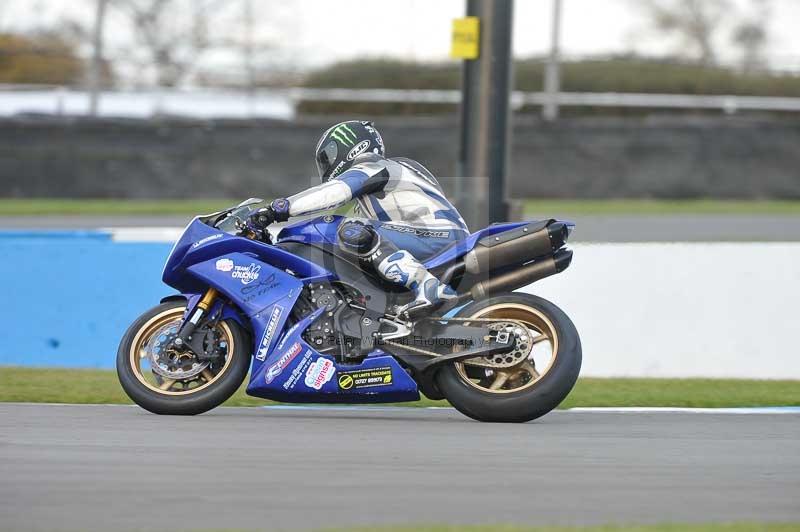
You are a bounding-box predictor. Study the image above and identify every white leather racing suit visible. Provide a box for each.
[286,153,468,313]
[289,154,467,234]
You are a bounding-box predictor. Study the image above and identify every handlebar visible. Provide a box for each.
[210,199,272,244]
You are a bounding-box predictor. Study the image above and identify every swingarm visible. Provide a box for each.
[379,318,519,371]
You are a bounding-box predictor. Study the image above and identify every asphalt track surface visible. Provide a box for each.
[2,214,800,241]
[1,404,798,532]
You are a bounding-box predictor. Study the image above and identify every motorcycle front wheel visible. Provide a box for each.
[435,293,582,423]
[117,300,250,415]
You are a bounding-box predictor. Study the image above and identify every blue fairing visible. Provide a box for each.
[276,214,506,267]
[161,215,420,404]
[159,213,572,405]
[277,215,344,247]
[423,222,529,269]
[423,220,576,269]
[246,306,418,403]
[163,218,332,292]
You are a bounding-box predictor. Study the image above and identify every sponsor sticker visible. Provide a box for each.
[276,321,300,351]
[382,224,450,239]
[265,342,302,383]
[304,358,335,390]
[346,139,371,161]
[330,124,357,146]
[337,367,393,390]
[215,258,234,272]
[241,273,280,302]
[364,123,384,150]
[231,263,261,285]
[255,306,284,361]
[192,234,223,248]
[283,351,313,390]
[329,160,347,178]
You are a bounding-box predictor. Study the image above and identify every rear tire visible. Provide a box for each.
[117,301,250,415]
[435,293,581,423]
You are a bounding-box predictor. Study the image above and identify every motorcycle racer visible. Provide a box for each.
[250,120,468,316]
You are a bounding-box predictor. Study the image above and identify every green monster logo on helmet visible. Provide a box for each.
[330,124,358,147]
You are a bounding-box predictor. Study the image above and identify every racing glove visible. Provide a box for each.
[247,199,290,240]
[253,199,290,226]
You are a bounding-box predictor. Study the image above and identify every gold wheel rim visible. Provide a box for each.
[128,307,235,396]
[455,303,558,395]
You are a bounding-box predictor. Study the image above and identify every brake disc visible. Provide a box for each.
[145,322,210,380]
[463,321,534,369]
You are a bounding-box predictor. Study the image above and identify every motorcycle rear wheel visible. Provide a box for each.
[435,293,581,423]
[117,300,250,415]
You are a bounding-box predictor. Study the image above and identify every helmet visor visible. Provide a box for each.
[316,140,339,179]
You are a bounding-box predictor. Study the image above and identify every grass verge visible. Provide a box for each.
[1,367,797,408]
[0,199,234,216]
[2,199,800,217]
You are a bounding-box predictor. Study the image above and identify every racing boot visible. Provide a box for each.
[376,250,457,317]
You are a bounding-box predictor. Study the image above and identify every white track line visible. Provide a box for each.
[106,227,183,242]
[261,405,800,414]
[106,225,284,242]
[3,403,798,414]
[567,406,800,414]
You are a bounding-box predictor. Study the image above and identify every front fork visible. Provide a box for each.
[174,287,218,350]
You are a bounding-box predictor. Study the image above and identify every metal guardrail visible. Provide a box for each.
[287,88,463,104]
[0,83,66,91]
[519,92,800,113]
[3,86,800,117]
[288,87,800,113]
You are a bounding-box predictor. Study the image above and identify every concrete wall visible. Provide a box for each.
[0,232,172,368]
[2,115,800,199]
[2,231,798,379]
[527,242,800,379]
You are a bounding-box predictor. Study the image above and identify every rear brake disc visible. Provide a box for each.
[461,321,534,369]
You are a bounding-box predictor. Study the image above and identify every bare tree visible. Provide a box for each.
[112,0,230,87]
[208,0,298,89]
[635,0,732,65]
[41,0,297,90]
[732,0,772,72]
[0,3,9,32]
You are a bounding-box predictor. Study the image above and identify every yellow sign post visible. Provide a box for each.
[450,16,480,60]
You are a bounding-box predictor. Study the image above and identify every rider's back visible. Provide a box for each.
[346,153,469,233]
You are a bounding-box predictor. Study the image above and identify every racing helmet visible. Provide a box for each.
[314,120,385,182]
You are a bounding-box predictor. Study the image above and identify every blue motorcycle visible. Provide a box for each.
[117,199,581,422]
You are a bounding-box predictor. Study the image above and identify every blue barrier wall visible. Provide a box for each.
[1,232,174,368]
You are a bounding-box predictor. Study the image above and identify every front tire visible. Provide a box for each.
[117,300,250,415]
[436,293,581,422]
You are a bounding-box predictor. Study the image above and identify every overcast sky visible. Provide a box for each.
[3,0,800,72]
